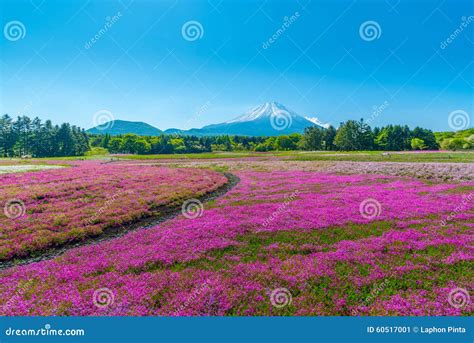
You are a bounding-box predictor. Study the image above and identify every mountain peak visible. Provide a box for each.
[263,101,285,108]
[226,102,296,124]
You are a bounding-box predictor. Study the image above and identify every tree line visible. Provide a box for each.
[0,114,89,157]
[435,128,474,150]
[89,134,268,154]
[1,115,452,157]
[90,119,442,154]
[302,120,440,151]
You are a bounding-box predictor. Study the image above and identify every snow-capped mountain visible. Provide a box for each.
[89,103,326,137]
[304,116,330,129]
[225,102,292,123]
[168,102,324,136]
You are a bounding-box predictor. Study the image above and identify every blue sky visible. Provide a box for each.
[0,0,472,131]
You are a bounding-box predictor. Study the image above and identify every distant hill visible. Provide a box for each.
[87,120,162,136]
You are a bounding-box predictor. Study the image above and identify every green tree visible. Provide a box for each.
[170,137,186,153]
[108,137,122,153]
[301,126,324,150]
[446,138,466,151]
[411,138,426,150]
[412,127,438,150]
[275,135,296,150]
[334,119,373,151]
[0,114,15,157]
[323,125,336,150]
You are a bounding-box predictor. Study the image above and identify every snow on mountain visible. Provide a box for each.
[192,102,325,136]
[226,102,300,123]
[304,116,330,129]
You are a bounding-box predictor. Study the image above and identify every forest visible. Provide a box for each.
[0,114,89,157]
[90,120,444,154]
[1,115,472,158]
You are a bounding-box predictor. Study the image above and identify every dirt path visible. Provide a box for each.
[0,172,239,271]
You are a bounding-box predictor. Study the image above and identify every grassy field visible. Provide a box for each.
[113,152,264,160]
[1,150,473,164]
[285,151,474,163]
[115,151,474,163]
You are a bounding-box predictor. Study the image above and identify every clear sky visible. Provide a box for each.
[0,0,472,131]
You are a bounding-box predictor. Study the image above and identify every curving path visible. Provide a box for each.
[0,172,239,271]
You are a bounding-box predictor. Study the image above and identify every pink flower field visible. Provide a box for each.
[0,160,472,316]
[0,162,228,260]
